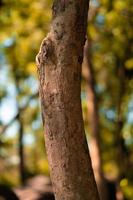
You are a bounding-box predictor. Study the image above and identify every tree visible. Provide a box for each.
[83,39,108,200]
[36,0,99,200]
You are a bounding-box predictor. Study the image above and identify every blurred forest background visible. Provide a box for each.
[0,0,133,199]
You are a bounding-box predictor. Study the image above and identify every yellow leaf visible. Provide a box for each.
[125,58,133,69]
[120,178,128,187]
[27,62,36,75]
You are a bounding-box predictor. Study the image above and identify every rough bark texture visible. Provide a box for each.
[36,1,99,200]
[83,40,108,200]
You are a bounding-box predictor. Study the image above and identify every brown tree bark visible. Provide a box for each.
[83,40,108,200]
[36,1,99,200]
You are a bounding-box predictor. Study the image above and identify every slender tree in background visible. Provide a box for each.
[17,113,25,185]
[115,58,132,192]
[83,39,108,200]
[13,66,26,185]
[36,0,99,199]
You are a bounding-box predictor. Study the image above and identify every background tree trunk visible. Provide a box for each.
[17,113,25,185]
[12,65,26,186]
[83,40,109,200]
[36,1,99,200]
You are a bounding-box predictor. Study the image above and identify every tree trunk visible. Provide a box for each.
[18,114,25,185]
[12,67,26,186]
[83,40,108,200]
[36,1,99,200]
[115,60,130,200]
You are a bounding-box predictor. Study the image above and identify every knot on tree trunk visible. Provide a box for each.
[36,35,56,70]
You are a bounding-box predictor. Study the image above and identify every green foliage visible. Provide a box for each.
[87,0,133,198]
[0,0,52,186]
